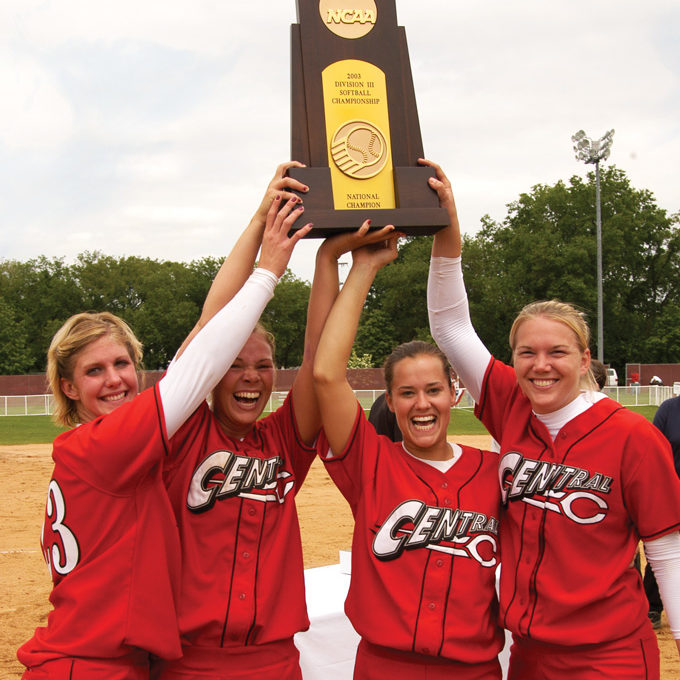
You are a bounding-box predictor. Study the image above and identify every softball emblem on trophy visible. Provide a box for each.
[330,120,389,179]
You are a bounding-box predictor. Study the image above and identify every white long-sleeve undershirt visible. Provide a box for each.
[645,533,680,637]
[428,253,680,638]
[158,268,278,440]
[427,256,489,404]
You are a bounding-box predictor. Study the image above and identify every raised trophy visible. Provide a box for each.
[289,0,449,236]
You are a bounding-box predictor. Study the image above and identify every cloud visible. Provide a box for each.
[0,0,678,286]
[0,51,74,149]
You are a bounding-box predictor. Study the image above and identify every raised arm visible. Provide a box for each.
[313,228,400,454]
[292,222,398,445]
[419,158,461,258]
[175,161,308,357]
[421,158,490,402]
[160,198,312,439]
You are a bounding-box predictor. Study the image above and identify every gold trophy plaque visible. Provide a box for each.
[289,0,449,236]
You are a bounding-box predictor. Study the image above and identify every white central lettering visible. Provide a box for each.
[372,499,499,567]
[187,450,287,512]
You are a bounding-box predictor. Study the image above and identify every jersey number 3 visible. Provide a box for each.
[42,480,80,576]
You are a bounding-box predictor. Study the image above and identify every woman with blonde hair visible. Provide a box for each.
[424,158,680,679]
[18,164,312,680]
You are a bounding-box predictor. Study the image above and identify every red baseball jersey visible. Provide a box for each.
[475,357,680,645]
[18,386,182,669]
[317,404,504,664]
[162,393,315,649]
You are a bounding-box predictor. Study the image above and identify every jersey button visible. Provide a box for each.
[443,498,451,506]
[248,507,256,516]
[436,559,444,568]
[428,602,436,610]
[441,482,448,489]
[243,551,250,559]
[239,592,247,600]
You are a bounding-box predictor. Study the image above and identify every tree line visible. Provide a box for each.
[1,166,678,377]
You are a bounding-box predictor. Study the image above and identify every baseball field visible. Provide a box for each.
[2,434,679,678]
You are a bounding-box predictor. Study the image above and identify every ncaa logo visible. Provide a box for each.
[319,0,377,39]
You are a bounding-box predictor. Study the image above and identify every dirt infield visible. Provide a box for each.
[2,439,678,678]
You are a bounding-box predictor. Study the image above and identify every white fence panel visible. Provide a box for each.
[1,394,55,416]
[0,386,673,417]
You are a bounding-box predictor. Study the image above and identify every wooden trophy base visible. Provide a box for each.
[287,166,449,237]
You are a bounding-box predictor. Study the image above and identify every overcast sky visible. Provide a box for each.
[1,0,678,283]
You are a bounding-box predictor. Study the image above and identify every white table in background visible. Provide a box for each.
[295,556,510,679]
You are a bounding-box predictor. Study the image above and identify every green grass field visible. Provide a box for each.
[0,415,67,444]
[0,404,657,446]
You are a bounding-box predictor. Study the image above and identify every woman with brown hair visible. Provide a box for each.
[154,219,396,680]
[312,231,504,679]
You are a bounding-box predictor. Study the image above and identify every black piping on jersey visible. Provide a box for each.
[519,417,555,638]
[173,403,212,480]
[474,357,496,424]
[325,401,364,464]
[639,636,651,678]
[411,549,437,653]
[325,403,385,503]
[152,383,172,459]
[385,469,443,653]
[508,403,624,638]
[232,426,287,645]
[220,496,245,646]
[437,449,485,657]
[643,520,680,541]
[502,427,549,634]
[217,436,271,646]
[244,499,267,645]
[279,393,316,453]
[402,448,485,657]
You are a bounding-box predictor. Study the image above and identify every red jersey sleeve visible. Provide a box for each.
[53,386,170,495]
[474,357,519,442]
[316,402,394,514]
[620,414,680,540]
[259,391,317,485]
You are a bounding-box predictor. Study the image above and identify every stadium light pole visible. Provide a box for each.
[571,128,615,364]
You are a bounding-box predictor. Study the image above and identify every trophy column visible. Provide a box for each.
[290,0,449,236]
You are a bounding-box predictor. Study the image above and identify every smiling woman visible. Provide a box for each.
[382,341,454,460]
[17,163,314,680]
[152,219,398,680]
[426,158,680,680]
[312,224,504,679]
[211,323,276,438]
[49,313,142,426]
[509,301,595,415]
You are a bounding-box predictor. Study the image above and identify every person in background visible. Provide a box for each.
[645,393,680,629]
[590,359,607,391]
[367,390,402,442]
